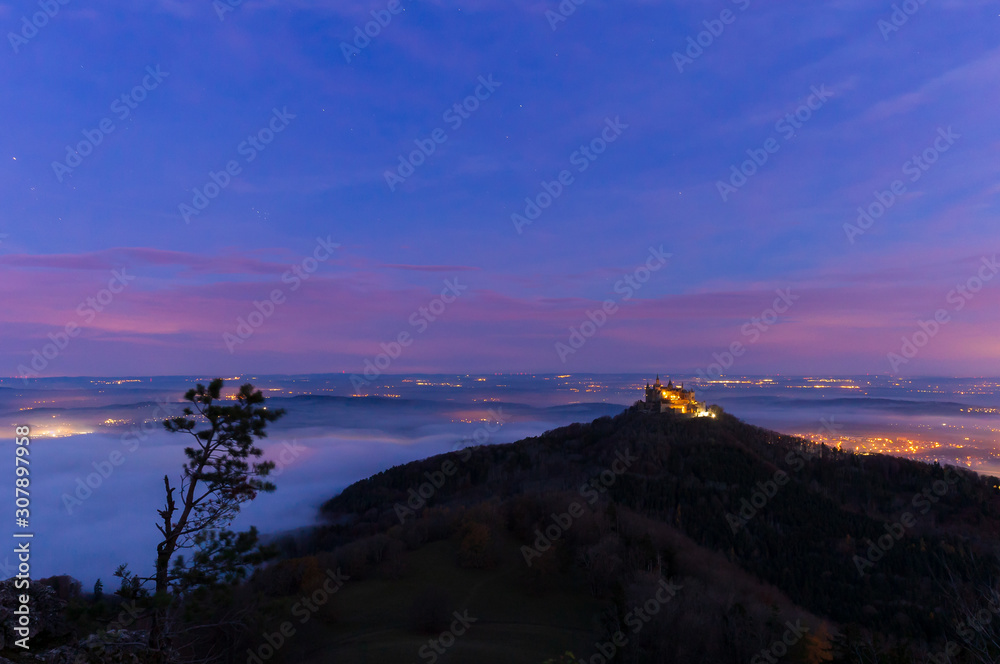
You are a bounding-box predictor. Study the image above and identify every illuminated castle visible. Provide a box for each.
[641,375,712,417]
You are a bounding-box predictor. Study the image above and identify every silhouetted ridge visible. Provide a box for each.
[318,406,1000,643]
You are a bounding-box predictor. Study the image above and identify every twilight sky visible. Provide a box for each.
[1,0,998,378]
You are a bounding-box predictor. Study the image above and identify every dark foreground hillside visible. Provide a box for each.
[306,406,1000,663]
[7,407,1000,663]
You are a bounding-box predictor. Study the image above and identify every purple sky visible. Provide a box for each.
[1,0,998,378]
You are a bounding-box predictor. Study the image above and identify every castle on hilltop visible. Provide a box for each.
[639,375,712,417]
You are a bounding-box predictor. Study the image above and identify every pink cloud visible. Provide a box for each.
[3,246,1000,377]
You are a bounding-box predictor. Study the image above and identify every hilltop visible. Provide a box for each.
[283,406,1000,662]
[8,406,1000,663]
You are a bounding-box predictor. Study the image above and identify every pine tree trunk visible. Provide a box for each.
[148,516,175,659]
[148,548,171,658]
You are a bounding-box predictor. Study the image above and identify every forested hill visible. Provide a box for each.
[314,406,1000,659]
